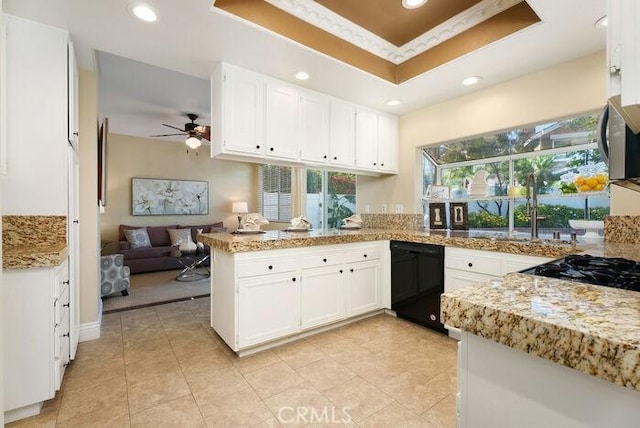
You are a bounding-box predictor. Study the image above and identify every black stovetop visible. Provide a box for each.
[521,254,640,291]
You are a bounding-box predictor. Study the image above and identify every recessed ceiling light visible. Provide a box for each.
[386,99,402,106]
[595,15,608,28]
[128,3,158,22]
[295,71,310,80]
[462,76,482,86]
[402,0,428,9]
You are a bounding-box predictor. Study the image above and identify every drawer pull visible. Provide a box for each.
[63,303,70,308]
[63,280,70,285]
[256,145,261,149]
[468,262,473,267]
[333,156,337,160]
[323,258,327,262]
[269,147,274,152]
[363,254,367,258]
[268,265,273,270]
[350,268,354,273]
[63,333,70,338]
[339,270,343,274]
[323,155,327,159]
[292,277,297,282]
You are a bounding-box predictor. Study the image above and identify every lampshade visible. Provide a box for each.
[232,201,248,214]
[185,136,201,149]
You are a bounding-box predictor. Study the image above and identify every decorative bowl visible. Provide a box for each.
[568,220,604,239]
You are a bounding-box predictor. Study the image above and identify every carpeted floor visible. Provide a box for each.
[102,269,210,313]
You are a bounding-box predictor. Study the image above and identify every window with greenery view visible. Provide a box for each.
[423,112,610,232]
[306,170,356,229]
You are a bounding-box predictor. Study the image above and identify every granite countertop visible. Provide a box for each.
[197,228,591,257]
[441,242,640,391]
[3,242,69,269]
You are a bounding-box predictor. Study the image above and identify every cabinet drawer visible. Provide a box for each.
[237,256,298,278]
[55,285,70,325]
[302,252,343,269]
[445,248,501,276]
[343,245,381,263]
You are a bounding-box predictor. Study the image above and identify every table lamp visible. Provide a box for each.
[232,201,248,229]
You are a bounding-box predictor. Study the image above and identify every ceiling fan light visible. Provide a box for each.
[185,136,201,149]
[402,0,427,9]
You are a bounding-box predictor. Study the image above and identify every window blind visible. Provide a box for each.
[258,165,292,221]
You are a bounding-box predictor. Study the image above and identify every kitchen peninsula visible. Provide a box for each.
[198,228,584,356]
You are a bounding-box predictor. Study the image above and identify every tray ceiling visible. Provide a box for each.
[213,0,541,83]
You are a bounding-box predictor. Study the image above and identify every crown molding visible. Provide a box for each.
[265,0,522,64]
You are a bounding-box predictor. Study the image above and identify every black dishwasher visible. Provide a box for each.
[390,241,446,333]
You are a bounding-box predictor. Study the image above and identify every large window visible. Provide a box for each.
[423,112,610,232]
[306,170,356,229]
[258,165,292,221]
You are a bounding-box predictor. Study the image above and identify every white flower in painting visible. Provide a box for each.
[157,181,183,202]
[134,192,157,214]
[192,184,207,213]
[176,196,198,214]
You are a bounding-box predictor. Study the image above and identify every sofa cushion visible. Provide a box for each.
[181,222,225,242]
[118,224,178,247]
[123,228,152,249]
[120,246,174,260]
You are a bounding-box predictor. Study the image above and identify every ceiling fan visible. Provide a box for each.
[150,113,210,149]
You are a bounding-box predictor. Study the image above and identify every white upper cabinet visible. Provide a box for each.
[300,91,330,163]
[212,63,265,157]
[355,108,379,170]
[211,62,398,174]
[265,82,299,160]
[329,99,356,167]
[377,113,399,173]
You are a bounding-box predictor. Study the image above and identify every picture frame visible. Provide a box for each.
[449,202,469,230]
[131,178,209,216]
[426,185,450,200]
[428,202,447,229]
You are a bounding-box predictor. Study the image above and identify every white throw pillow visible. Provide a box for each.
[167,228,193,246]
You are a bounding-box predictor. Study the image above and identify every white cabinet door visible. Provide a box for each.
[377,114,398,173]
[265,82,299,160]
[67,41,78,150]
[346,260,381,317]
[444,268,497,293]
[222,66,265,156]
[329,99,356,167]
[301,266,345,329]
[299,91,330,163]
[355,108,379,170]
[238,273,300,347]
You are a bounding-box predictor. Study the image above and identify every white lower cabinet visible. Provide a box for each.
[346,260,381,317]
[3,260,74,423]
[212,242,387,353]
[300,266,345,329]
[238,273,300,348]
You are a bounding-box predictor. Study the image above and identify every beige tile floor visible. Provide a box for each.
[7,298,458,427]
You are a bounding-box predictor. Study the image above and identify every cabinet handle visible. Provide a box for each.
[350,268,354,273]
[339,270,343,274]
[55,323,60,328]
[333,156,337,160]
[268,265,273,270]
[323,258,327,262]
[63,303,70,308]
[323,155,327,159]
[373,162,377,166]
[468,262,473,267]
[269,147,274,152]
[292,277,296,282]
[363,254,367,258]
[256,144,261,149]
[73,220,79,224]
[73,132,79,136]
[381,163,385,167]
[63,333,70,338]
[63,280,70,285]
[64,363,70,368]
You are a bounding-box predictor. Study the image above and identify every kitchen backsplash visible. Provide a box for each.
[604,215,640,243]
[2,215,67,248]
[361,213,423,230]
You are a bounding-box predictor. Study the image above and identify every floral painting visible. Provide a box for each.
[131,178,209,216]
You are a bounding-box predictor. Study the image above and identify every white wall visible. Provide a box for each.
[78,69,100,327]
[610,185,640,215]
[100,134,255,241]
[358,51,609,213]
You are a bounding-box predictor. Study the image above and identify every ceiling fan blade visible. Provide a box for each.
[149,133,186,137]
[195,125,211,141]
[162,123,187,132]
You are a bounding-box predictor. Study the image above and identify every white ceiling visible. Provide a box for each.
[3,0,607,143]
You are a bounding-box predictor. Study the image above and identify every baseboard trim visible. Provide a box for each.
[79,300,102,342]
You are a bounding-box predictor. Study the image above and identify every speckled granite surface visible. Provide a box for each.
[198,228,587,257]
[361,214,423,229]
[2,215,68,269]
[605,215,640,243]
[441,272,640,391]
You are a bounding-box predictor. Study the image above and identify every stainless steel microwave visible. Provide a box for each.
[597,98,640,191]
